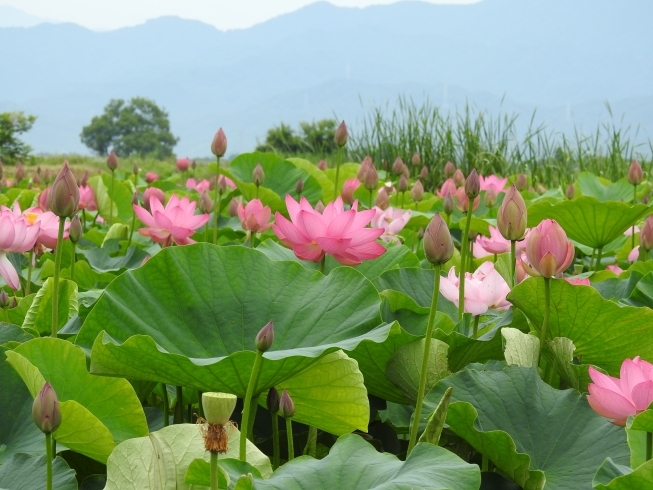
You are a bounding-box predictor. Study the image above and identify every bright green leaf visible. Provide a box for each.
[22,277,78,335]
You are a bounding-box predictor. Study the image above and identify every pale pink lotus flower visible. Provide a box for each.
[237,199,273,233]
[370,206,411,243]
[4,204,69,250]
[0,208,41,289]
[273,195,385,266]
[479,175,508,195]
[588,357,653,426]
[38,188,51,212]
[437,178,458,198]
[455,187,480,212]
[342,178,360,206]
[133,194,210,246]
[564,277,590,286]
[474,227,531,257]
[186,178,211,193]
[523,219,574,278]
[78,185,97,211]
[143,187,166,212]
[624,226,640,237]
[607,264,624,275]
[439,261,511,316]
[629,246,640,262]
[145,172,159,183]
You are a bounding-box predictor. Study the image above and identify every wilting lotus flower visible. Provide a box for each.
[437,178,457,198]
[186,178,211,193]
[134,194,210,246]
[0,207,40,288]
[78,185,97,211]
[145,172,159,183]
[607,264,624,275]
[439,261,511,315]
[564,277,590,286]
[237,199,273,233]
[523,219,574,278]
[588,357,653,426]
[273,195,385,265]
[479,175,508,195]
[370,206,411,243]
[455,187,480,212]
[342,178,361,206]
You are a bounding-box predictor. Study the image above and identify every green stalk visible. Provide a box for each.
[510,240,517,287]
[109,169,115,224]
[247,397,259,440]
[369,190,373,209]
[632,185,637,249]
[214,192,222,245]
[537,278,551,367]
[174,386,184,424]
[647,431,652,462]
[256,185,259,200]
[240,351,263,461]
[286,418,294,461]
[127,208,136,249]
[212,157,221,245]
[458,210,474,321]
[197,391,204,418]
[3,307,8,323]
[319,256,326,274]
[51,218,66,338]
[26,249,34,296]
[161,383,169,427]
[70,243,76,282]
[595,247,603,271]
[272,412,280,469]
[482,454,488,472]
[304,426,317,457]
[210,451,219,490]
[407,263,442,455]
[401,192,405,209]
[45,432,53,490]
[472,315,480,339]
[334,147,342,197]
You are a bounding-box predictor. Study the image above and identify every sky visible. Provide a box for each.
[1,0,479,31]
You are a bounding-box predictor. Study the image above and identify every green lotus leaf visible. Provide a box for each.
[6,293,34,326]
[103,424,271,490]
[576,172,633,202]
[183,458,255,488]
[593,457,653,489]
[76,245,389,408]
[5,338,148,463]
[287,157,335,204]
[423,364,629,490]
[592,270,647,301]
[623,272,653,308]
[0,453,77,490]
[418,386,452,446]
[508,277,653,383]
[526,196,650,248]
[22,277,78,335]
[0,322,34,345]
[502,327,539,368]
[4,188,38,213]
[88,174,134,224]
[75,244,149,273]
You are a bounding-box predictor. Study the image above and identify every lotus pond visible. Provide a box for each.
[1,130,653,490]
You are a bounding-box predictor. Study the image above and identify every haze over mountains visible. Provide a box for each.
[1,0,652,157]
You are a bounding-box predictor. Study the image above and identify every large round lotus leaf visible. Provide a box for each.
[576,172,633,202]
[286,157,335,204]
[76,245,389,399]
[526,196,650,248]
[423,364,629,490]
[508,277,653,381]
[88,174,134,224]
[0,453,77,490]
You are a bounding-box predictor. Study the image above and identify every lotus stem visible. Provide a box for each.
[647,431,652,461]
[472,315,480,339]
[286,418,294,461]
[401,191,405,209]
[408,263,442,455]
[458,210,473,321]
[51,218,66,338]
[334,147,342,197]
[272,412,280,469]
[595,247,603,271]
[197,391,204,418]
[304,426,317,457]
[174,386,184,423]
[319,256,326,274]
[240,350,263,461]
[210,451,219,490]
[369,190,373,209]
[109,169,115,225]
[45,432,53,490]
[26,249,34,296]
[70,243,76,282]
[482,454,488,472]
[632,185,637,249]
[213,156,220,245]
[537,277,551,367]
[127,207,136,249]
[161,383,169,427]
[510,240,516,287]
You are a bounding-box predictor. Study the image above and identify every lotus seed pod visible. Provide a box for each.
[49,161,80,218]
[334,121,348,147]
[202,392,237,425]
[252,163,265,187]
[423,213,454,265]
[497,185,527,241]
[255,320,274,352]
[279,390,295,418]
[106,151,118,171]
[32,382,62,434]
[629,160,643,186]
[465,169,480,199]
[69,214,82,243]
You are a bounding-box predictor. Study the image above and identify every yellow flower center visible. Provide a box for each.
[25,212,39,225]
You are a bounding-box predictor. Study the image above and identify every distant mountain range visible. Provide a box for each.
[1,0,652,157]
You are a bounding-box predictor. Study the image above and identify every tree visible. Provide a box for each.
[0,112,36,163]
[256,119,338,155]
[80,98,178,159]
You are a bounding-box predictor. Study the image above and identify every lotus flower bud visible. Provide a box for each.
[420,166,429,181]
[217,176,227,195]
[133,163,139,176]
[443,192,454,216]
[9,296,17,308]
[317,159,327,171]
[106,151,118,171]
[641,216,653,252]
[199,190,214,214]
[411,180,424,202]
[423,213,454,265]
[497,185,527,241]
[255,320,274,352]
[202,392,237,426]
[131,191,139,206]
[392,157,404,175]
[398,175,408,193]
[444,161,456,178]
[417,227,424,240]
[566,183,575,200]
[524,219,574,278]
[357,156,373,180]
[465,169,480,199]
[15,162,25,183]
[69,214,82,243]
[191,160,197,170]
[452,169,465,187]
[145,172,159,183]
[252,163,265,186]
[484,187,497,208]
[38,188,51,212]
[211,128,227,157]
[363,165,379,191]
[402,164,410,180]
[515,173,528,191]
[629,160,643,186]
[296,178,304,195]
[334,121,348,147]
[176,158,190,172]
[0,290,8,308]
[228,198,239,217]
[49,161,80,218]
[411,152,421,166]
[314,201,326,214]
[279,389,295,418]
[79,171,88,187]
[32,173,40,186]
[342,178,360,205]
[143,187,165,212]
[266,387,280,413]
[375,188,389,210]
[644,196,649,205]
[32,382,61,434]
[536,183,546,195]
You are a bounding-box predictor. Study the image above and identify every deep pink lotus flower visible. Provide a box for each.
[564,277,590,286]
[145,172,159,183]
[588,357,653,426]
[342,178,360,206]
[437,178,458,198]
[273,195,385,266]
[186,178,211,193]
[0,208,41,289]
[439,261,511,315]
[607,264,624,275]
[479,175,508,195]
[370,206,411,243]
[5,204,69,250]
[237,199,273,233]
[134,194,210,246]
[523,219,574,278]
[78,185,97,211]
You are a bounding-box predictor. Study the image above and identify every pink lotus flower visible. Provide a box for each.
[78,185,97,211]
[143,187,166,211]
[629,246,640,262]
[455,187,480,212]
[437,178,458,198]
[145,172,159,183]
[176,158,190,172]
[607,264,624,275]
[564,277,590,286]
[218,175,237,190]
[4,204,69,250]
[370,206,411,243]
[523,219,574,278]
[440,261,511,315]
[342,178,360,206]
[134,194,210,246]
[273,195,385,266]
[186,178,211,193]
[38,188,50,212]
[479,175,508,195]
[0,207,41,289]
[624,226,640,237]
[237,199,273,233]
[475,226,518,256]
[588,357,653,426]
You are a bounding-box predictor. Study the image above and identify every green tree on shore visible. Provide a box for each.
[0,112,36,163]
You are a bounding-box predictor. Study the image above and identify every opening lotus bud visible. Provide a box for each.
[252,163,265,187]
[32,381,61,434]
[423,213,454,265]
[69,214,82,243]
[497,185,527,241]
[279,390,295,419]
[334,121,348,147]
[255,320,274,352]
[49,161,80,218]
